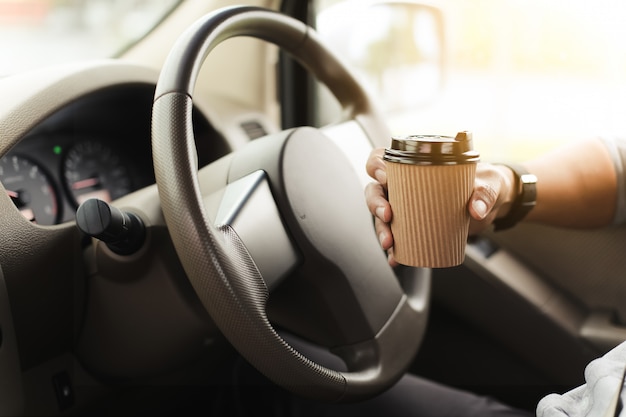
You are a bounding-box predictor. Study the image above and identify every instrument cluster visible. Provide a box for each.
[0,83,227,225]
[0,135,145,225]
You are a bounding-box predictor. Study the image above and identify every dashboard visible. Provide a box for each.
[0,83,229,225]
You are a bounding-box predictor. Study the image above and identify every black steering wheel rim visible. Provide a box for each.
[152,5,429,403]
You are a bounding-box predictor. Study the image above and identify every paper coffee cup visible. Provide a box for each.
[384,132,480,268]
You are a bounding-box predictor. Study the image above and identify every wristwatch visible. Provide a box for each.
[493,163,537,231]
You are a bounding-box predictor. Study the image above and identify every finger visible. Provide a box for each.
[365,147,387,185]
[467,164,509,235]
[468,179,498,221]
[387,248,399,267]
[374,216,394,251]
[468,192,490,221]
[365,182,392,222]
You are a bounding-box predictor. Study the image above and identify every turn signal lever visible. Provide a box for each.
[75,198,145,255]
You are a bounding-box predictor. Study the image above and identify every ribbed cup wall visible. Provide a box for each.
[386,162,476,268]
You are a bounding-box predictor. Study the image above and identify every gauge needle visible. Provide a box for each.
[6,189,25,206]
[72,177,100,190]
[6,189,29,208]
[6,189,35,221]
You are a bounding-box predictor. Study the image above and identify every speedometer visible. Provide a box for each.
[0,154,60,225]
[63,139,133,207]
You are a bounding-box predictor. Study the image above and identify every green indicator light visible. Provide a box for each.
[53,145,62,155]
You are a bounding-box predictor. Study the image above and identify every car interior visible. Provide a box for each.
[1,0,626,416]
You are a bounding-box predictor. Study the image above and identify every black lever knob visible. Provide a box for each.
[76,198,145,255]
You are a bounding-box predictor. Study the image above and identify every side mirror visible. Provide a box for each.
[316,0,445,114]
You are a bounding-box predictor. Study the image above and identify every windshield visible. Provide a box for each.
[0,0,180,77]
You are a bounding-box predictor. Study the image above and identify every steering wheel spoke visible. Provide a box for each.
[210,169,300,290]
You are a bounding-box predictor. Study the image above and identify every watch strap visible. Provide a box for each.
[493,163,537,231]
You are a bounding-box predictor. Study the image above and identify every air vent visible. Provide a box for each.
[240,120,267,139]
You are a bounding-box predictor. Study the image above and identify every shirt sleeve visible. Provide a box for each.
[599,136,626,225]
[536,341,626,417]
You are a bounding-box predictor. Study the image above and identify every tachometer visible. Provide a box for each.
[0,154,60,225]
[63,139,133,207]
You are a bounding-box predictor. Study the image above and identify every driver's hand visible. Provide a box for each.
[365,147,515,266]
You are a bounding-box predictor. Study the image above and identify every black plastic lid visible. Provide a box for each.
[383,131,480,165]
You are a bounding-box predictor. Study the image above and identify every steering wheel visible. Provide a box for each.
[152,5,430,403]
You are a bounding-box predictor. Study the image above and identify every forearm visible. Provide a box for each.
[519,137,617,228]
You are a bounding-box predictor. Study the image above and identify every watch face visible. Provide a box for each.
[520,173,538,203]
[520,173,538,184]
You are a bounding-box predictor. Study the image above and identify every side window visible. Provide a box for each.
[314,0,626,162]
[313,0,444,130]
